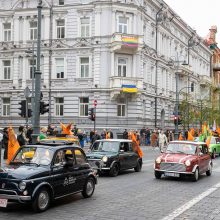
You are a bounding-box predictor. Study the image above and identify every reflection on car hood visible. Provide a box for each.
[160,153,197,163]
[87,151,117,159]
[0,165,49,180]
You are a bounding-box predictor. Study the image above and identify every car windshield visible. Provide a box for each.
[12,147,53,166]
[92,141,120,153]
[166,143,197,155]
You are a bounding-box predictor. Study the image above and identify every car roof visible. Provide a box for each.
[170,140,206,145]
[21,144,82,151]
[95,139,132,143]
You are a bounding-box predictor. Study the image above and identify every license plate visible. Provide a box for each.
[0,199,8,208]
[164,172,180,177]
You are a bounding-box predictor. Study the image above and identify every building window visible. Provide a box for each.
[3,60,11,80]
[80,57,89,78]
[30,21,37,40]
[80,17,90,37]
[55,98,64,116]
[59,0,64,5]
[2,98,10,116]
[118,16,128,34]
[79,97,89,116]
[117,100,126,117]
[29,59,36,79]
[118,58,127,77]
[55,58,64,78]
[57,20,65,39]
[3,23,11,41]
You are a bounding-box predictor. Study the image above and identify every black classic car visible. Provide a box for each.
[0,144,97,212]
[86,139,142,177]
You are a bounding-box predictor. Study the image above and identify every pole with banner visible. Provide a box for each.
[94,100,97,132]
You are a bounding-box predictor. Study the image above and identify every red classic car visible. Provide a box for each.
[154,141,212,181]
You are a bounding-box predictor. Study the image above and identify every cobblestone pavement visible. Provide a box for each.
[1,147,220,220]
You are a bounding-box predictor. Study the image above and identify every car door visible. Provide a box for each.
[118,142,130,170]
[216,138,220,154]
[127,142,139,168]
[51,149,77,198]
[201,144,211,172]
[51,149,70,197]
[73,149,89,191]
[198,145,210,173]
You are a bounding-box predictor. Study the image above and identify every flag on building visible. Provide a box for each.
[121,84,138,93]
[7,127,20,164]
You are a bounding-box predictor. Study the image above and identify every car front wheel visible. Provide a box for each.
[154,171,162,179]
[109,164,119,177]
[192,168,199,182]
[82,177,95,198]
[32,187,51,212]
[206,164,212,176]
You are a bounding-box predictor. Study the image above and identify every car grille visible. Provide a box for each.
[0,189,17,196]
[88,159,102,169]
[160,162,186,172]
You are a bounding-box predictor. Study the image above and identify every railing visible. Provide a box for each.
[109,76,143,89]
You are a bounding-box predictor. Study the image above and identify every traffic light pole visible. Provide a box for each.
[94,107,96,132]
[25,98,28,129]
[32,0,42,144]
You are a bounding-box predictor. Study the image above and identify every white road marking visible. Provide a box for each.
[161,182,220,220]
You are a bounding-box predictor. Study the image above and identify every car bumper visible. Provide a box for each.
[0,190,31,203]
[154,169,194,175]
[88,160,110,171]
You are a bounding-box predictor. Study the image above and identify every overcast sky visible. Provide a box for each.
[164,0,220,40]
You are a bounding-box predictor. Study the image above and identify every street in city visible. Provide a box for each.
[1,147,220,220]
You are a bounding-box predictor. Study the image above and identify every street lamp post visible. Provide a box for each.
[155,4,165,129]
[32,0,42,144]
[168,54,186,140]
[25,43,35,126]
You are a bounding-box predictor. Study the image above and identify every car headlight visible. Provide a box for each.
[156,157,161,164]
[18,181,26,191]
[185,160,191,166]
[102,156,108,162]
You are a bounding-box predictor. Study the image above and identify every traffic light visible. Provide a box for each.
[174,116,178,125]
[88,108,95,121]
[18,100,26,118]
[28,109,32,118]
[40,101,49,114]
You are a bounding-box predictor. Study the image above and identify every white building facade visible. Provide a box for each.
[0,0,212,133]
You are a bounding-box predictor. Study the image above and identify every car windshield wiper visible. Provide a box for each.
[22,162,40,166]
[176,150,185,154]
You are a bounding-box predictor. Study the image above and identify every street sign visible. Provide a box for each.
[94,100,97,107]
[24,86,31,98]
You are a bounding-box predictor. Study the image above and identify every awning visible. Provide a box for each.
[121,84,138,93]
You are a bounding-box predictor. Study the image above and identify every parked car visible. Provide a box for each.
[86,139,142,177]
[0,144,97,212]
[208,136,220,159]
[154,141,212,181]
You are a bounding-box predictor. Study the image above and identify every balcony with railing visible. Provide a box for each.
[199,75,212,86]
[111,33,143,53]
[109,76,143,98]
